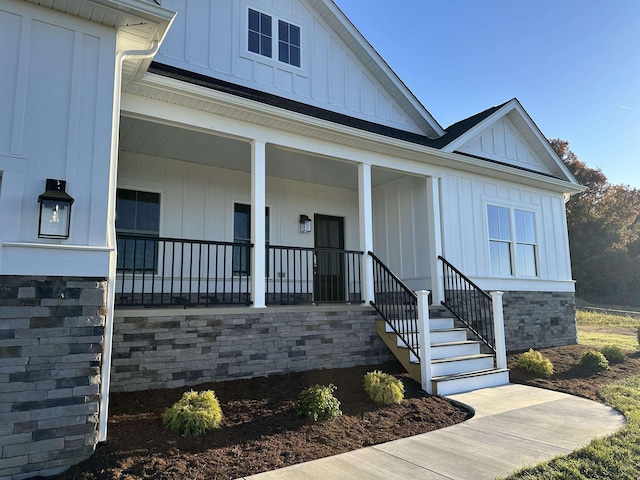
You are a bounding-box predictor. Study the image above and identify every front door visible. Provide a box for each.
[314,214,345,302]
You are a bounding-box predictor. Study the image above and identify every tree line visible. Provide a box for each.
[551,139,640,307]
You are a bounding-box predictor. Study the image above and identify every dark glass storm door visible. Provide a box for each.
[314,214,345,302]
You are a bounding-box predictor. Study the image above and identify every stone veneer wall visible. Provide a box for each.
[502,291,577,352]
[0,276,107,480]
[111,306,393,392]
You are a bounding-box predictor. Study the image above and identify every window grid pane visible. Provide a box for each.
[116,189,160,272]
[248,9,272,57]
[278,20,300,67]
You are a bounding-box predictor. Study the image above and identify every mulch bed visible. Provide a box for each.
[49,345,640,480]
[51,360,470,480]
[508,344,640,402]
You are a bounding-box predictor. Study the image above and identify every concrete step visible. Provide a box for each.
[430,340,481,360]
[431,353,495,377]
[432,368,510,396]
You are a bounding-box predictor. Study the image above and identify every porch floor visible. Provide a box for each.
[241,383,624,480]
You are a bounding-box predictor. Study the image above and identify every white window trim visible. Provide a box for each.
[239,1,309,77]
[484,201,540,279]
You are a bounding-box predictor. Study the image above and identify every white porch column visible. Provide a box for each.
[358,162,374,304]
[491,291,507,369]
[416,290,432,394]
[426,176,444,305]
[251,140,266,308]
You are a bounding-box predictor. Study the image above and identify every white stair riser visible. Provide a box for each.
[434,370,510,396]
[431,356,494,377]
[429,318,455,330]
[384,318,455,334]
[429,330,467,344]
[431,342,481,359]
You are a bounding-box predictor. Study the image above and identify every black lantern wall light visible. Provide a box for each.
[38,179,74,239]
[299,214,312,233]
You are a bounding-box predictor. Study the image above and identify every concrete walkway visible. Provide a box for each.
[239,384,625,480]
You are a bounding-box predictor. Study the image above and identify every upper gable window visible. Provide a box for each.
[278,20,300,67]
[248,9,272,58]
[246,7,302,69]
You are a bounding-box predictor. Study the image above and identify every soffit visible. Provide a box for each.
[118,116,404,189]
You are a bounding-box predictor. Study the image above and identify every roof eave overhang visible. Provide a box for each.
[124,73,586,196]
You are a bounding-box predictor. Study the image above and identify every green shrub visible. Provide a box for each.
[515,348,554,377]
[600,344,625,364]
[580,350,610,371]
[363,370,405,405]
[163,390,223,436]
[296,384,342,421]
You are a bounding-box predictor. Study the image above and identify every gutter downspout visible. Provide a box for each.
[99,42,160,442]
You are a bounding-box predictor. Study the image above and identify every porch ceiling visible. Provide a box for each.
[119,116,406,189]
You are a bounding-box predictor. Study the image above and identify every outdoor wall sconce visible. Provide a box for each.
[38,179,74,239]
[299,214,312,233]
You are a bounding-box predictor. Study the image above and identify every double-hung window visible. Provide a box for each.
[233,203,270,276]
[247,8,301,67]
[116,189,160,272]
[487,205,538,277]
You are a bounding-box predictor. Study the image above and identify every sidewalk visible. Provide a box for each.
[239,384,625,480]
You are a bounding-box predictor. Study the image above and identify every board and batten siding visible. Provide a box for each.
[372,175,431,291]
[154,0,422,134]
[0,0,117,277]
[117,152,361,250]
[457,116,552,176]
[442,172,573,287]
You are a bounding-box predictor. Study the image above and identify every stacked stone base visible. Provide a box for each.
[111,305,393,392]
[0,276,106,480]
[502,291,577,352]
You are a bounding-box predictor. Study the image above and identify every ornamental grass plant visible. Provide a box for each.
[515,348,554,377]
[363,370,405,405]
[162,390,223,437]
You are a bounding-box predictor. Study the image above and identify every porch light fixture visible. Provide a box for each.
[299,214,312,233]
[38,179,74,239]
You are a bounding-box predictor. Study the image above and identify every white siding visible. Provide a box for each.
[372,176,430,290]
[458,117,552,175]
[441,172,573,286]
[117,152,360,250]
[154,0,423,133]
[0,1,117,276]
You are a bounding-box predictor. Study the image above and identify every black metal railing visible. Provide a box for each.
[368,251,419,360]
[115,234,364,308]
[116,234,252,307]
[439,255,495,351]
[266,245,363,304]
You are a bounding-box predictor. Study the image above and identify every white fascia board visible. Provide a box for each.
[310,0,445,138]
[441,99,582,189]
[123,74,585,195]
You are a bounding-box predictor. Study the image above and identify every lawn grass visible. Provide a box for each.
[576,310,639,351]
[503,375,640,479]
[577,329,638,351]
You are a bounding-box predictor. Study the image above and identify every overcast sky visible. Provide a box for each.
[334,0,640,188]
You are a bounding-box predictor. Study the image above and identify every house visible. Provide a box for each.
[0,0,584,477]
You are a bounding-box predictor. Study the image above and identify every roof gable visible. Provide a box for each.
[153,0,444,138]
[440,99,579,184]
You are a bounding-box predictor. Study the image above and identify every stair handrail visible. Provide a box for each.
[438,255,496,352]
[368,251,419,361]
